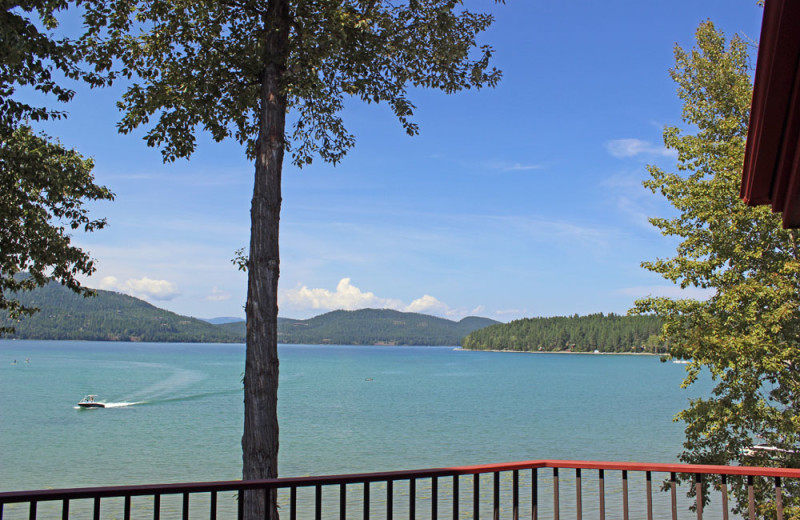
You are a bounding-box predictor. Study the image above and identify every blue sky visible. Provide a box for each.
[30,1,763,321]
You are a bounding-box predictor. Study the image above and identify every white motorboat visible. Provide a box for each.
[77,395,105,408]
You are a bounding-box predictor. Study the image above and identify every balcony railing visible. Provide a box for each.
[1,459,799,520]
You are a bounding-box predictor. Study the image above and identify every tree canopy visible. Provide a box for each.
[80,0,502,165]
[461,313,664,353]
[79,1,503,517]
[633,21,800,518]
[1,2,113,331]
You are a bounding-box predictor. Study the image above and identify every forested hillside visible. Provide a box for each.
[220,309,498,346]
[0,282,243,342]
[461,313,665,353]
[0,284,497,345]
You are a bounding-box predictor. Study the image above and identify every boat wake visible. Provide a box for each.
[103,401,144,408]
[154,388,241,404]
[124,367,207,402]
[74,365,238,411]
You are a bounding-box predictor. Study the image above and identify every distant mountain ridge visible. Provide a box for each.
[219,309,499,346]
[203,317,245,325]
[0,282,242,343]
[1,282,498,345]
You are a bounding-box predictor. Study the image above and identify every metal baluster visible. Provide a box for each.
[290,487,297,520]
[494,472,500,520]
[532,469,538,520]
[748,475,755,520]
[721,475,728,520]
[387,480,393,520]
[338,484,344,520]
[598,469,605,520]
[453,475,459,520]
[210,491,217,520]
[695,474,703,520]
[576,468,582,520]
[29,500,36,520]
[513,470,520,520]
[183,493,190,520]
[622,471,628,520]
[316,485,322,520]
[155,494,162,520]
[670,473,677,520]
[646,471,653,520]
[433,477,439,520]
[62,499,69,520]
[94,497,101,520]
[364,481,370,520]
[410,478,416,520]
[125,495,131,520]
[776,477,784,520]
[553,468,559,520]
[474,474,480,520]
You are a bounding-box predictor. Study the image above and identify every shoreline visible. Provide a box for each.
[455,347,664,356]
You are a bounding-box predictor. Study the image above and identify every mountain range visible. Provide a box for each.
[0,282,498,345]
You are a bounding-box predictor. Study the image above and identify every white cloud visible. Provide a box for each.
[100,276,181,301]
[406,294,451,315]
[283,278,466,318]
[283,278,401,311]
[206,287,232,302]
[606,138,676,159]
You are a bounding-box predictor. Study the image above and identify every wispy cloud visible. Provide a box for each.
[482,160,544,172]
[206,287,232,302]
[100,276,181,301]
[493,308,529,318]
[599,171,660,231]
[617,285,715,300]
[606,138,676,159]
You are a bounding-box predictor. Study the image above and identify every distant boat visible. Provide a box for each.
[743,443,797,457]
[77,395,105,408]
[672,360,690,364]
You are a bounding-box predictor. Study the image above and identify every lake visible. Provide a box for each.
[0,340,712,493]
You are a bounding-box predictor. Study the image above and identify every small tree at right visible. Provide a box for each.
[633,20,800,518]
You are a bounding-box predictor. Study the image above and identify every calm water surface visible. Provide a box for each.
[0,341,711,495]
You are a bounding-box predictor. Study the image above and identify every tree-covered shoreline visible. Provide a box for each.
[461,313,664,353]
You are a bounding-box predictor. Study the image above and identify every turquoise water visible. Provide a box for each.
[0,340,711,495]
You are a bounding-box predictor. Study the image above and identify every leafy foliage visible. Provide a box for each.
[632,21,800,517]
[80,0,503,165]
[78,2,504,513]
[461,313,663,353]
[1,1,101,127]
[1,2,114,331]
[1,126,113,330]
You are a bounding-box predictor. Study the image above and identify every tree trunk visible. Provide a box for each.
[242,1,290,519]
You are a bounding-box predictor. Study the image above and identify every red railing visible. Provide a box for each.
[1,459,799,519]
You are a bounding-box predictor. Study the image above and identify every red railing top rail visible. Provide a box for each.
[3,459,800,505]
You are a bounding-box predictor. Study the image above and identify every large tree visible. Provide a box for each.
[633,21,800,518]
[1,2,113,331]
[80,1,502,517]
